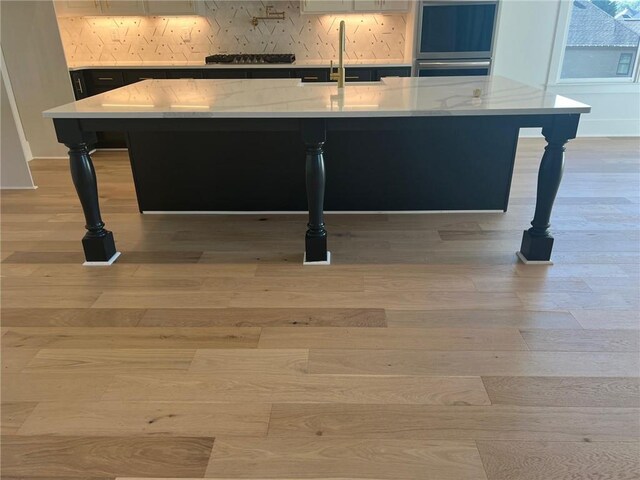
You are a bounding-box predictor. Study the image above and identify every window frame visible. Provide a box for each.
[617,52,634,75]
[547,0,640,85]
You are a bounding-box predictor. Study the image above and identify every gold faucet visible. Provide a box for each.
[329,20,346,88]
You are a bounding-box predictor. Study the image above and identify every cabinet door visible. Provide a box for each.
[296,69,329,82]
[203,70,248,79]
[55,1,103,16]
[353,0,380,12]
[123,70,167,84]
[70,71,88,100]
[301,0,351,14]
[100,0,145,15]
[379,0,409,11]
[375,67,411,80]
[145,0,196,15]
[250,69,292,79]
[344,68,373,82]
[354,0,408,11]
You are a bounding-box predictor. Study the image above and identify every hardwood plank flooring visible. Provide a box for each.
[102,373,490,405]
[17,402,271,436]
[0,435,214,477]
[258,327,529,350]
[268,404,640,441]
[476,441,640,480]
[482,376,640,407]
[308,350,640,376]
[385,309,582,329]
[205,438,488,479]
[22,348,197,373]
[1,137,638,478]
[140,307,387,327]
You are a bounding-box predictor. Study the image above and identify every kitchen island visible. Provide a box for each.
[44,76,590,265]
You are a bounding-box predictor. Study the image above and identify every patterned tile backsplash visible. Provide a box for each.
[57,1,408,65]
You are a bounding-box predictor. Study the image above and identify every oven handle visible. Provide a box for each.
[417,61,491,69]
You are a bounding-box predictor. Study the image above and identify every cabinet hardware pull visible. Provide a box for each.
[303,76,318,80]
[98,77,114,81]
[75,77,83,94]
[346,76,360,79]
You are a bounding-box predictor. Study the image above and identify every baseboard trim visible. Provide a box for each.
[1,185,38,190]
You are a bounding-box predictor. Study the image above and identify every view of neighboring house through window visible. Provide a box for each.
[561,0,640,79]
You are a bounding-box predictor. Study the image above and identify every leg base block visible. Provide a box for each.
[519,230,554,262]
[516,251,553,265]
[305,234,328,263]
[83,251,121,266]
[303,251,331,265]
[82,230,117,263]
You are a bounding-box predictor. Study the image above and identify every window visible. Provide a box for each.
[560,0,640,80]
[617,52,634,74]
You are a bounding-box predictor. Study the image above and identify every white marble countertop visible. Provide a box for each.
[67,59,412,71]
[44,76,591,119]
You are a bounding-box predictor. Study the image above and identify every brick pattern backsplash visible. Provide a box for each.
[57,1,407,65]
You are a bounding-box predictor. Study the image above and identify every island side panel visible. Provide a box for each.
[124,116,521,212]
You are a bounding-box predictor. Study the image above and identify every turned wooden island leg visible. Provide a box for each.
[53,119,119,265]
[518,114,580,263]
[66,142,119,265]
[302,119,329,264]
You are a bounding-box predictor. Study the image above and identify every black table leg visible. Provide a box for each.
[519,114,580,263]
[66,142,118,264]
[302,119,328,263]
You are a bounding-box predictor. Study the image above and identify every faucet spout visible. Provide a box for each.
[329,20,346,89]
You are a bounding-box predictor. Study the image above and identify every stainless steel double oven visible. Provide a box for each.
[415,1,498,77]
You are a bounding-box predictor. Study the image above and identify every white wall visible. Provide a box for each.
[493,0,640,137]
[1,0,75,158]
[1,64,36,189]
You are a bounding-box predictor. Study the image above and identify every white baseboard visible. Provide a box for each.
[1,185,38,190]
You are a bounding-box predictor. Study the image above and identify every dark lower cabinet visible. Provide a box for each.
[345,68,373,82]
[69,66,411,148]
[297,69,329,82]
[204,69,249,79]
[166,70,204,79]
[376,67,412,79]
[250,69,293,78]
[123,70,167,84]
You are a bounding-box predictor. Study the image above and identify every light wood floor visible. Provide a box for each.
[1,137,639,479]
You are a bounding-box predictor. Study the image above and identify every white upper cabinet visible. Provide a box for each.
[101,0,145,15]
[354,0,409,11]
[301,0,352,14]
[55,0,145,16]
[353,0,377,11]
[55,1,103,16]
[144,0,197,15]
[303,0,409,14]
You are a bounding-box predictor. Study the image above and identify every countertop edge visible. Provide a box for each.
[68,62,414,71]
[43,107,592,119]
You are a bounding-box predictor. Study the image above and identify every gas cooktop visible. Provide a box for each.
[205,54,295,65]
